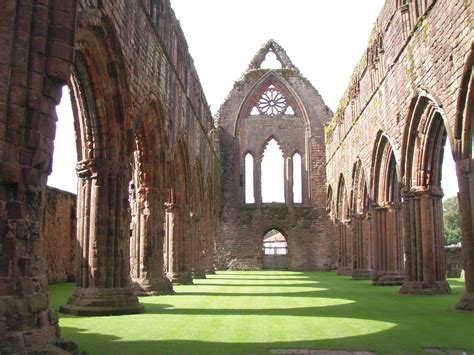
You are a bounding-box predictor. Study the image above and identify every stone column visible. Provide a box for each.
[165,202,193,284]
[372,203,404,285]
[351,214,372,279]
[203,200,216,274]
[455,158,474,311]
[286,155,294,206]
[191,213,206,279]
[0,0,78,351]
[60,159,143,316]
[400,187,451,295]
[254,156,262,205]
[130,187,173,296]
[337,220,352,275]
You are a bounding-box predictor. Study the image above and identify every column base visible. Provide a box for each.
[59,287,144,316]
[352,269,373,280]
[192,268,207,279]
[400,281,452,295]
[166,271,193,284]
[132,276,175,296]
[337,266,352,276]
[455,292,474,311]
[372,271,404,286]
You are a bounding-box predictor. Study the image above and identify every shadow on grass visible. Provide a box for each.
[52,273,474,354]
[60,325,387,355]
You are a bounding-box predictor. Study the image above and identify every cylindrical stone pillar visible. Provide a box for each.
[60,159,144,316]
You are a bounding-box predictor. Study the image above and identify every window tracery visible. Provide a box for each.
[252,85,291,116]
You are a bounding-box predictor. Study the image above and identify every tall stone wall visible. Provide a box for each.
[325,0,473,306]
[217,41,332,271]
[42,187,76,284]
[326,0,471,188]
[0,0,220,351]
[445,246,463,278]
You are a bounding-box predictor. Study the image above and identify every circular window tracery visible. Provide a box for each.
[256,86,288,116]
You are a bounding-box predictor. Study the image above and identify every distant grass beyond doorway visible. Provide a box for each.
[50,272,473,354]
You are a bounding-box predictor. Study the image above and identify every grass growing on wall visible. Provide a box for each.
[50,272,473,354]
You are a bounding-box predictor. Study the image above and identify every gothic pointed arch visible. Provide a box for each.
[335,174,352,275]
[453,46,474,311]
[217,40,331,270]
[350,159,372,279]
[234,72,310,137]
[164,135,193,284]
[129,100,172,296]
[400,96,451,295]
[370,132,404,286]
[247,39,300,72]
[60,11,143,316]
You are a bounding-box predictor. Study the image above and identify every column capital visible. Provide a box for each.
[164,202,180,212]
[402,185,443,199]
[76,159,122,179]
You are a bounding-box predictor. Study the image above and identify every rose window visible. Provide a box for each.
[257,85,288,116]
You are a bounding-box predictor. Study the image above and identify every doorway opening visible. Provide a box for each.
[263,229,288,270]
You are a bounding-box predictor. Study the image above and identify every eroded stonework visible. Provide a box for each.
[216,41,332,271]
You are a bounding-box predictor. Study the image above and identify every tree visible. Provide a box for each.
[443,196,461,246]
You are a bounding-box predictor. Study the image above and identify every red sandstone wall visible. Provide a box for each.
[326,0,471,190]
[42,187,76,284]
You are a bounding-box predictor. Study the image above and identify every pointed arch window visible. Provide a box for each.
[245,153,255,204]
[261,139,285,203]
[260,50,282,69]
[292,153,302,203]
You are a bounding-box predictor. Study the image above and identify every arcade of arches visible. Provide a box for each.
[0,0,473,352]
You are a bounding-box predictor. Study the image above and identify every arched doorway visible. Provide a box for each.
[263,229,288,270]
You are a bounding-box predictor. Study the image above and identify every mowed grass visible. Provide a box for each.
[49,271,474,354]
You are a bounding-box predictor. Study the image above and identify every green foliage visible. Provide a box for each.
[443,196,461,246]
[50,272,472,354]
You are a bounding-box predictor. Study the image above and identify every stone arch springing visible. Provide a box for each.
[350,159,372,279]
[370,132,404,286]
[60,15,143,315]
[400,96,451,295]
[453,50,474,311]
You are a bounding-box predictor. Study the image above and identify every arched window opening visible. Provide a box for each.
[336,176,348,221]
[48,86,78,194]
[245,153,255,203]
[387,154,399,203]
[260,50,282,69]
[263,229,288,270]
[292,153,302,203]
[441,139,459,198]
[261,139,285,203]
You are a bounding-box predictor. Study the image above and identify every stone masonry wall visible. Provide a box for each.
[445,246,463,278]
[326,0,471,194]
[42,187,76,284]
[217,42,332,271]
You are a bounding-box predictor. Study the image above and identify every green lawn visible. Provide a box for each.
[49,271,474,354]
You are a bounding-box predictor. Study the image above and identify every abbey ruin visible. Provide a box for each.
[0,0,473,352]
